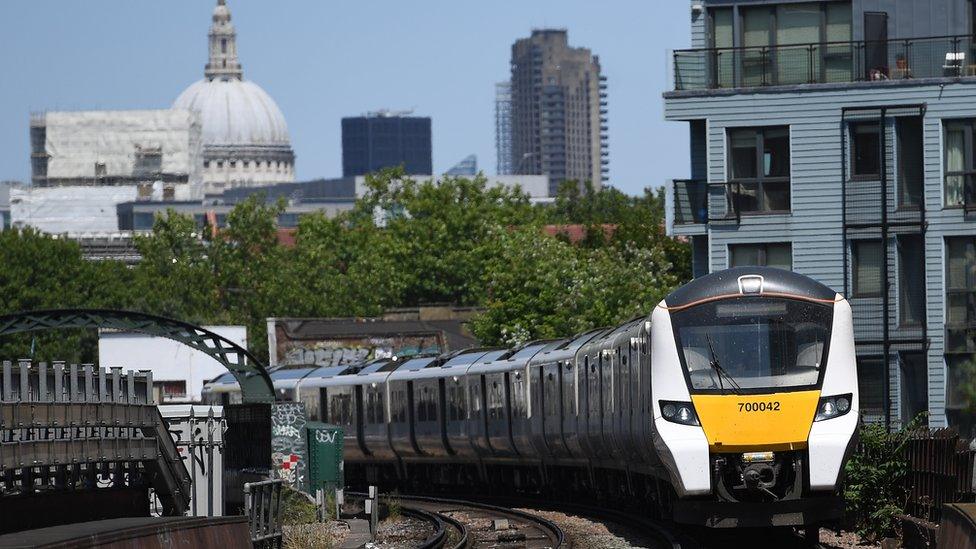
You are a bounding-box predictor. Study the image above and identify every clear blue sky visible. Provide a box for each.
[0,1,691,196]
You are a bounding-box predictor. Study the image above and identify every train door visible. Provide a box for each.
[469,374,491,456]
[600,351,617,460]
[529,363,548,456]
[588,352,607,460]
[637,321,657,463]
[509,369,534,457]
[562,359,583,459]
[438,378,453,455]
[543,362,566,457]
[627,339,643,463]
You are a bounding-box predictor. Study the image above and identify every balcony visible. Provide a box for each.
[671,180,708,225]
[671,179,791,226]
[673,34,976,91]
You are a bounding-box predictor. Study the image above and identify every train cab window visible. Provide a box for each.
[671,296,832,391]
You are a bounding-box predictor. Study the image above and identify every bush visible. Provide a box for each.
[279,484,318,525]
[843,417,923,542]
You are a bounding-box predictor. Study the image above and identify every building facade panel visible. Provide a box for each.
[666,3,976,432]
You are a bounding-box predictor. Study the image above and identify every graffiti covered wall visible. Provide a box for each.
[270,402,308,492]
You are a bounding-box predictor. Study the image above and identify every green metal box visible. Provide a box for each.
[305,422,344,494]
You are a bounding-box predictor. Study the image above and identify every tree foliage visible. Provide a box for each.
[0,169,689,361]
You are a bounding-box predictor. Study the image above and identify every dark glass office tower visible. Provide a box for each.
[342,112,433,176]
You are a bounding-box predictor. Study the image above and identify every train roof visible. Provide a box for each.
[468,340,551,374]
[664,267,837,309]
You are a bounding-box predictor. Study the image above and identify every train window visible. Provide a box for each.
[511,373,526,419]
[488,379,503,419]
[672,296,832,391]
[470,382,481,415]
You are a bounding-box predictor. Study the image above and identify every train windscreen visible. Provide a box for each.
[670,297,833,392]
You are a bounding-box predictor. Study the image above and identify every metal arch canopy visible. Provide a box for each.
[0,309,274,404]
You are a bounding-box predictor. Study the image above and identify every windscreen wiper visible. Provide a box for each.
[705,333,742,394]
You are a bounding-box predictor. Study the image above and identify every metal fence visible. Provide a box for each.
[903,429,976,523]
[674,34,976,91]
[244,479,284,549]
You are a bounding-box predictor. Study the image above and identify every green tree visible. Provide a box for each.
[471,226,679,346]
[0,229,137,361]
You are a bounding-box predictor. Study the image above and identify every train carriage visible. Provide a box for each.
[386,355,439,459]
[241,267,859,534]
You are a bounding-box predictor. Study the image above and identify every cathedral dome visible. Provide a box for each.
[173,0,294,192]
[174,79,290,147]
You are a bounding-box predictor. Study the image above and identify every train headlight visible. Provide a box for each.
[659,400,700,426]
[814,393,853,422]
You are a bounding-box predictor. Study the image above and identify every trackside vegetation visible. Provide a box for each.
[0,168,688,362]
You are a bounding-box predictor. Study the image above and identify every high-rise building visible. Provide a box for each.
[495,82,513,175]
[508,29,608,194]
[666,0,976,435]
[342,111,433,177]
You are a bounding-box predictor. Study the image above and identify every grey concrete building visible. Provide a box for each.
[509,30,608,193]
[118,174,552,231]
[665,0,976,435]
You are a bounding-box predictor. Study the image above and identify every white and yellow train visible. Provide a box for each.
[205,267,860,532]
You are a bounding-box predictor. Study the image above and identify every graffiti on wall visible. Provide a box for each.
[276,336,445,368]
[271,402,308,491]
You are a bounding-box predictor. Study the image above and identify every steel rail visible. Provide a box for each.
[392,493,566,548]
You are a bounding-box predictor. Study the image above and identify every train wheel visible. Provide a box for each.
[803,525,820,543]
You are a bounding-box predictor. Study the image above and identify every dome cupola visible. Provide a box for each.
[174,0,295,193]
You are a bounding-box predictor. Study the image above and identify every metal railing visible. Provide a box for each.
[674,34,976,91]
[244,479,284,549]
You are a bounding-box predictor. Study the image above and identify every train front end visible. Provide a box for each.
[650,267,858,528]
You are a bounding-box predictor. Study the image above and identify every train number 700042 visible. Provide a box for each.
[737,401,781,412]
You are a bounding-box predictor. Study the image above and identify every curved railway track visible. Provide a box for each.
[399,494,565,548]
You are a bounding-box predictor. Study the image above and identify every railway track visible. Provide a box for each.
[398,494,566,548]
[402,493,824,549]
[355,491,821,548]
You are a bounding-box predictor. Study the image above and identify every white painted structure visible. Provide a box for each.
[10,183,196,233]
[159,404,225,516]
[98,326,247,403]
[33,109,203,187]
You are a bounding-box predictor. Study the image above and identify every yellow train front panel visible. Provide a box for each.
[691,390,821,453]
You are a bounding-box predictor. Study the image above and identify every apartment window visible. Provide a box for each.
[898,235,925,326]
[898,117,924,208]
[851,122,881,178]
[729,242,792,270]
[852,240,883,297]
[944,120,976,207]
[946,237,976,328]
[857,356,885,417]
[728,126,790,213]
[946,355,975,435]
[899,352,928,425]
[713,3,852,87]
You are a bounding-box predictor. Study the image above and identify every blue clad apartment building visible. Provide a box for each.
[665,0,976,434]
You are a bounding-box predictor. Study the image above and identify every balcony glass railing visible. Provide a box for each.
[671,180,708,225]
[673,35,976,91]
